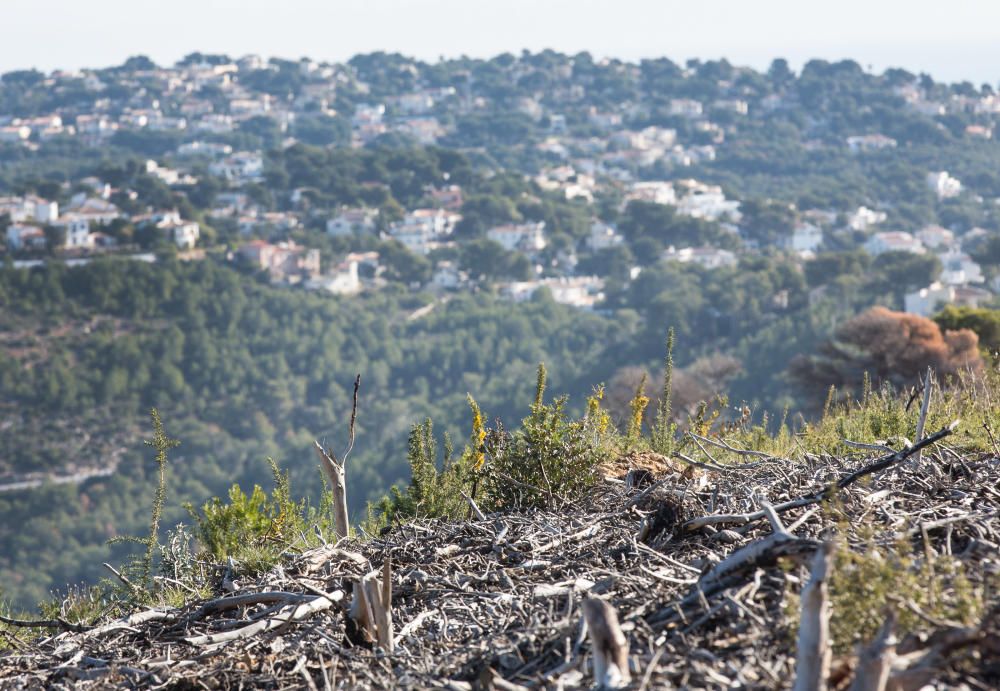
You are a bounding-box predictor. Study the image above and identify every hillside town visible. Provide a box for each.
[3,53,1000,315]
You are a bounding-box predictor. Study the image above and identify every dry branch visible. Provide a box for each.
[582,598,630,689]
[849,611,896,691]
[793,542,833,691]
[314,374,361,540]
[684,422,958,532]
[184,591,343,646]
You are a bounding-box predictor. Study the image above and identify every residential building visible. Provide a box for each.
[499,276,605,309]
[668,99,703,118]
[0,125,31,142]
[927,171,962,199]
[916,225,955,250]
[137,211,200,249]
[938,250,984,285]
[431,260,466,290]
[0,196,58,224]
[388,209,461,255]
[487,222,547,253]
[864,231,926,256]
[675,181,741,221]
[624,181,676,206]
[426,185,463,210]
[327,207,379,236]
[785,223,823,254]
[713,99,749,115]
[587,220,624,252]
[847,206,887,231]
[176,141,233,158]
[305,259,362,295]
[209,152,263,182]
[52,215,94,249]
[846,134,897,153]
[238,240,320,284]
[587,108,623,130]
[905,281,990,317]
[64,195,121,225]
[352,104,385,127]
[662,246,737,269]
[5,224,47,251]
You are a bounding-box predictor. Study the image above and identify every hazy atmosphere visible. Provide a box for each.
[3,0,1000,83]
[2,2,1000,688]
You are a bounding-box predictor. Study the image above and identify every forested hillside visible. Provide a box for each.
[4,50,1000,612]
[0,258,631,607]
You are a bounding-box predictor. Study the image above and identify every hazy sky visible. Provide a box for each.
[3,0,1000,84]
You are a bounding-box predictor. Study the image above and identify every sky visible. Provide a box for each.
[3,0,1000,85]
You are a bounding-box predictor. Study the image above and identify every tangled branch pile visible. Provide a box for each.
[1,422,998,689]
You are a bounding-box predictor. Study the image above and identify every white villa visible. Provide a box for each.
[916,225,955,250]
[487,222,547,253]
[785,223,823,254]
[327,208,379,236]
[927,171,962,199]
[5,224,47,251]
[864,231,926,256]
[587,220,624,252]
[663,246,737,269]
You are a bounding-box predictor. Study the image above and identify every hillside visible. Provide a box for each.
[1,388,997,689]
[4,48,1000,632]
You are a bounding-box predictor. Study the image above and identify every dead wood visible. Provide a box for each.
[314,374,361,540]
[1,428,996,689]
[793,542,833,691]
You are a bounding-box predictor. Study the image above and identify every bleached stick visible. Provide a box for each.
[793,542,833,691]
[183,591,343,646]
[582,598,630,689]
[913,368,933,465]
[849,610,896,691]
[313,374,361,540]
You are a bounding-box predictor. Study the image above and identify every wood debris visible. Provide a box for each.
[1,428,998,689]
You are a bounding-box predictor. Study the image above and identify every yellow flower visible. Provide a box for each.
[468,394,486,469]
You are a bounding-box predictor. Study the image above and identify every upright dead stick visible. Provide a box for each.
[314,374,361,540]
[913,368,932,465]
[849,611,896,691]
[793,542,834,691]
[355,561,394,652]
[582,598,630,689]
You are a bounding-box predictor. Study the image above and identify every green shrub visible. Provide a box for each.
[480,363,612,511]
[367,418,473,529]
[186,458,335,574]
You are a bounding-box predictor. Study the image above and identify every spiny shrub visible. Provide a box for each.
[370,418,473,528]
[186,458,333,570]
[784,500,990,654]
[107,408,179,603]
[480,363,612,511]
[826,539,986,653]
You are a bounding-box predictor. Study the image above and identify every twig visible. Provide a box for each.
[849,610,896,691]
[913,367,932,465]
[582,598,630,689]
[0,614,90,633]
[684,422,957,532]
[460,490,486,521]
[687,432,772,462]
[103,562,143,598]
[343,374,361,463]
